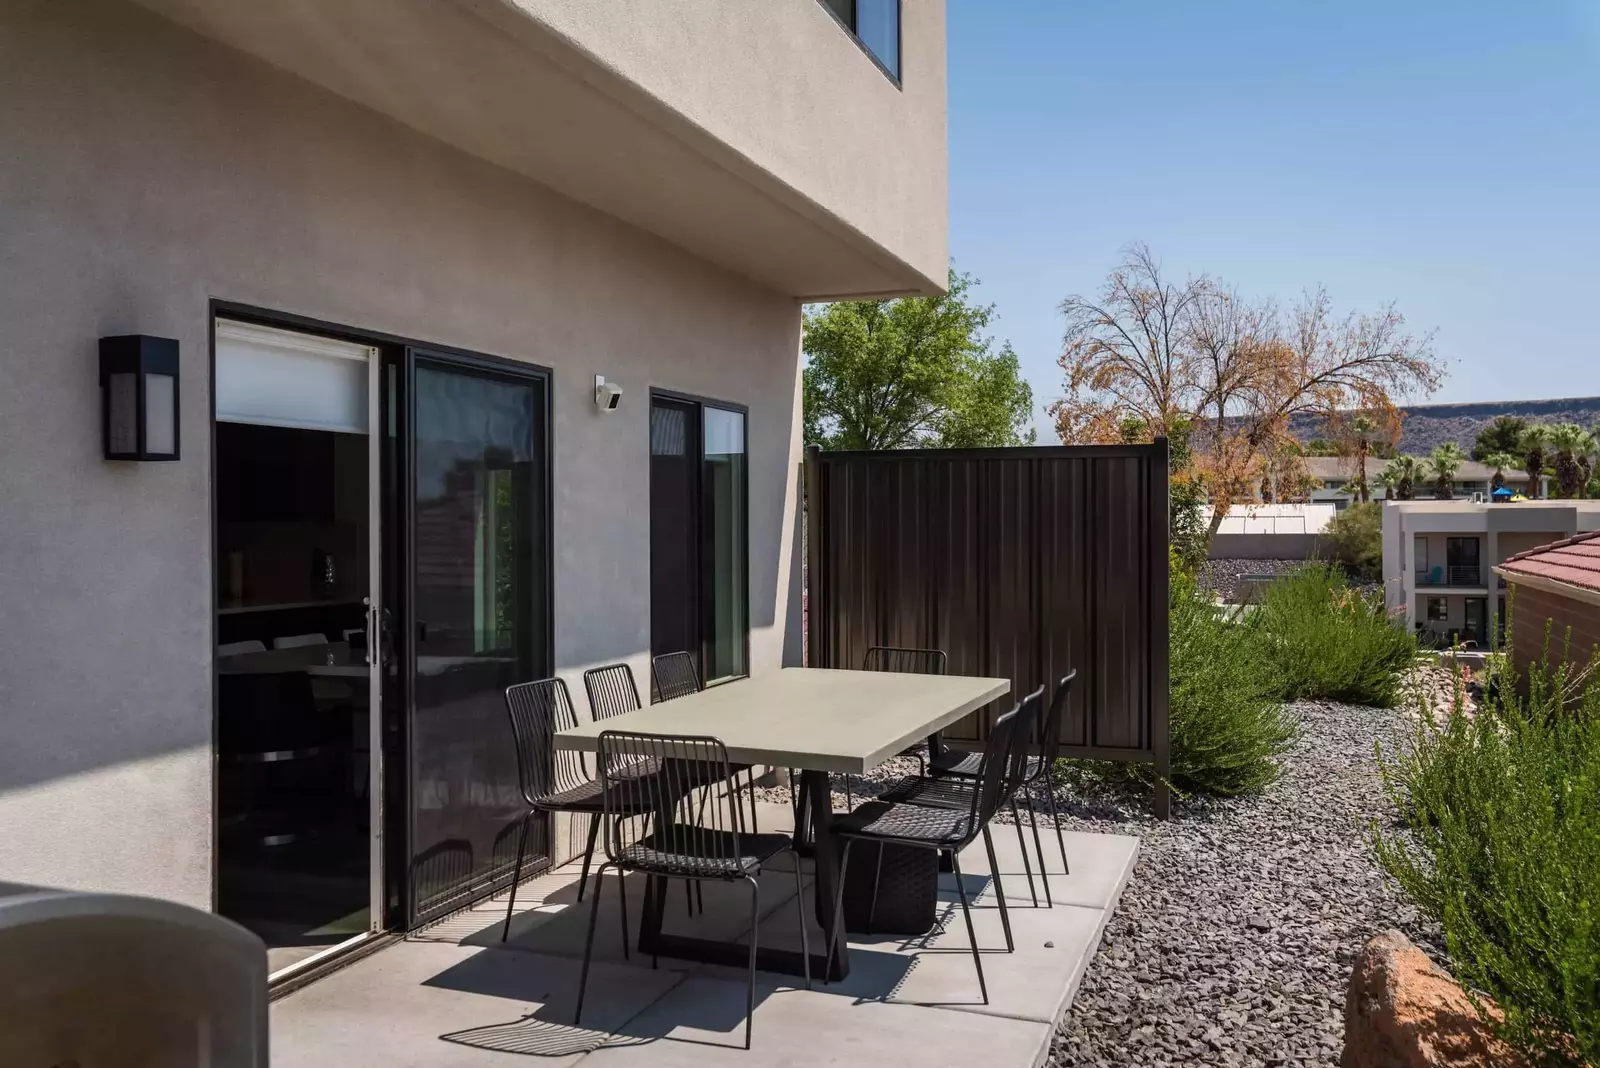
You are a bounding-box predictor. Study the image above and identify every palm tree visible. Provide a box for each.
[1519,424,1552,499]
[1384,455,1422,501]
[1480,451,1518,495]
[1347,414,1377,503]
[1427,442,1466,500]
[1549,423,1596,498]
[1377,462,1401,500]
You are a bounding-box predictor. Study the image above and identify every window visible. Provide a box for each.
[650,395,749,686]
[1427,597,1449,622]
[819,0,901,81]
[1414,536,1428,576]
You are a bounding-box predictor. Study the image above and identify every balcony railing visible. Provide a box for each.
[1415,565,1485,587]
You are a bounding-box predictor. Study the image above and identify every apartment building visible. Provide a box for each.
[0,0,947,981]
[1305,456,1533,507]
[1382,500,1600,645]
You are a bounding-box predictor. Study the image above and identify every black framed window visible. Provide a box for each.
[820,0,901,82]
[650,395,749,686]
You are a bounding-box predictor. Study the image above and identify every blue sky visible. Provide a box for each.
[946,0,1600,439]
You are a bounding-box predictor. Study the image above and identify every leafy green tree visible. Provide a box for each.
[1320,501,1383,577]
[1471,414,1528,462]
[1303,438,1341,456]
[802,270,1035,450]
[1427,442,1466,499]
[1519,424,1552,499]
[1382,455,1423,500]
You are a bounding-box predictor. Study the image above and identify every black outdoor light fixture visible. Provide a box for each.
[99,334,180,461]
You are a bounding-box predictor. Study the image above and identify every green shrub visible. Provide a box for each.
[1374,637,1600,1066]
[1165,569,1298,794]
[1249,563,1417,707]
[1321,500,1383,578]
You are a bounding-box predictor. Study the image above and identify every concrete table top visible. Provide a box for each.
[554,667,1010,775]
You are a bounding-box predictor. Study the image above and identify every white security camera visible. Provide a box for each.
[594,375,623,413]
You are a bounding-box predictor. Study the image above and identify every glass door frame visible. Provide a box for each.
[648,387,751,688]
[401,346,554,928]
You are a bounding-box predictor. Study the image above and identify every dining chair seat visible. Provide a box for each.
[832,799,977,847]
[873,774,976,810]
[620,826,794,879]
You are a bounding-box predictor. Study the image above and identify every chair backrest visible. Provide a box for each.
[596,730,742,874]
[273,633,328,650]
[1032,670,1078,779]
[965,700,1027,836]
[217,640,266,657]
[1004,685,1047,798]
[504,678,586,806]
[584,663,642,721]
[651,651,701,703]
[861,647,948,675]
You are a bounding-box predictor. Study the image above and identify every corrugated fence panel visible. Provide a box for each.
[805,442,1170,812]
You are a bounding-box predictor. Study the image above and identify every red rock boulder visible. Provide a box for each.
[1341,930,1527,1068]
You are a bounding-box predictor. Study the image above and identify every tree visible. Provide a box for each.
[1471,415,1529,462]
[1377,463,1401,500]
[1327,409,1400,504]
[1303,438,1341,456]
[803,269,1035,450]
[1427,442,1466,499]
[1548,423,1596,498]
[1519,424,1552,499]
[1479,451,1518,494]
[1321,500,1383,578]
[1383,455,1423,501]
[1052,243,1444,547]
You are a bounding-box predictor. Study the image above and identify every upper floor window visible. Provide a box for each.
[820,0,901,82]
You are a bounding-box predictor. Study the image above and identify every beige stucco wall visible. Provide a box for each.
[509,0,950,291]
[0,0,804,906]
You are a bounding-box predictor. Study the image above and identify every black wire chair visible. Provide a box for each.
[825,687,1039,1004]
[583,662,644,721]
[573,730,811,1049]
[925,671,1078,904]
[651,651,761,835]
[841,646,950,808]
[500,678,661,943]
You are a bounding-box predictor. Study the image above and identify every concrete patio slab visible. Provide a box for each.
[270,803,1138,1068]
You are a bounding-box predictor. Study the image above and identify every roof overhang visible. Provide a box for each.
[1495,567,1600,610]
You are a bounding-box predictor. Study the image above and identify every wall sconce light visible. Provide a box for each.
[99,335,180,461]
[594,374,623,413]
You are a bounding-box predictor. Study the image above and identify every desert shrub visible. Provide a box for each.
[1320,500,1382,578]
[1374,638,1600,1066]
[1165,568,1298,794]
[1250,563,1416,707]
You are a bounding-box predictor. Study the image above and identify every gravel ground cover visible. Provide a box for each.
[1046,698,1437,1067]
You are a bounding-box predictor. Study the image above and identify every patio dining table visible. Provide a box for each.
[553,666,1009,981]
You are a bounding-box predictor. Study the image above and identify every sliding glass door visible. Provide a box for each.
[650,394,748,687]
[405,351,550,925]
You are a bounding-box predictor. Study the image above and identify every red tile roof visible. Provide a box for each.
[1500,530,1600,593]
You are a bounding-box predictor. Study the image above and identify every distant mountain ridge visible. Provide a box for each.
[1287,396,1600,456]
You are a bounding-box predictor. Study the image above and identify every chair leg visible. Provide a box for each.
[576,817,600,903]
[791,853,813,991]
[501,811,531,942]
[823,839,855,984]
[743,875,760,1050]
[618,867,630,960]
[574,863,607,1027]
[949,849,989,1004]
[1008,798,1038,907]
[1043,778,1070,875]
[1024,785,1053,907]
[981,825,1014,953]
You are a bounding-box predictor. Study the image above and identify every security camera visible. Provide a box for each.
[594,375,623,413]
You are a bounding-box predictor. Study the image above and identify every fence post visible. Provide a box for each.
[803,443,824,669]
[1150,437,1172,819]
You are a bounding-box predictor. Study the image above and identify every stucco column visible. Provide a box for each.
[1401,527,1417,629]
[1486,529,1499,644]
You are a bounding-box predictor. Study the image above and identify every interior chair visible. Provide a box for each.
[573,729,811,1049]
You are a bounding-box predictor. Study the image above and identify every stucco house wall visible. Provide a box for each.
[0,0,807,907]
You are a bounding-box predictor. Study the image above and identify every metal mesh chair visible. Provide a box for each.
[923,671,1078,904]
[583,662,643,721]
[843,646,949,807]
[826,690,1037,1005]
[573,730,811,1048]
[500,678,662,942]
[650,651,701,703]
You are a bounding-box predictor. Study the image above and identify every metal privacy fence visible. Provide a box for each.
[804,441,1172,816]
